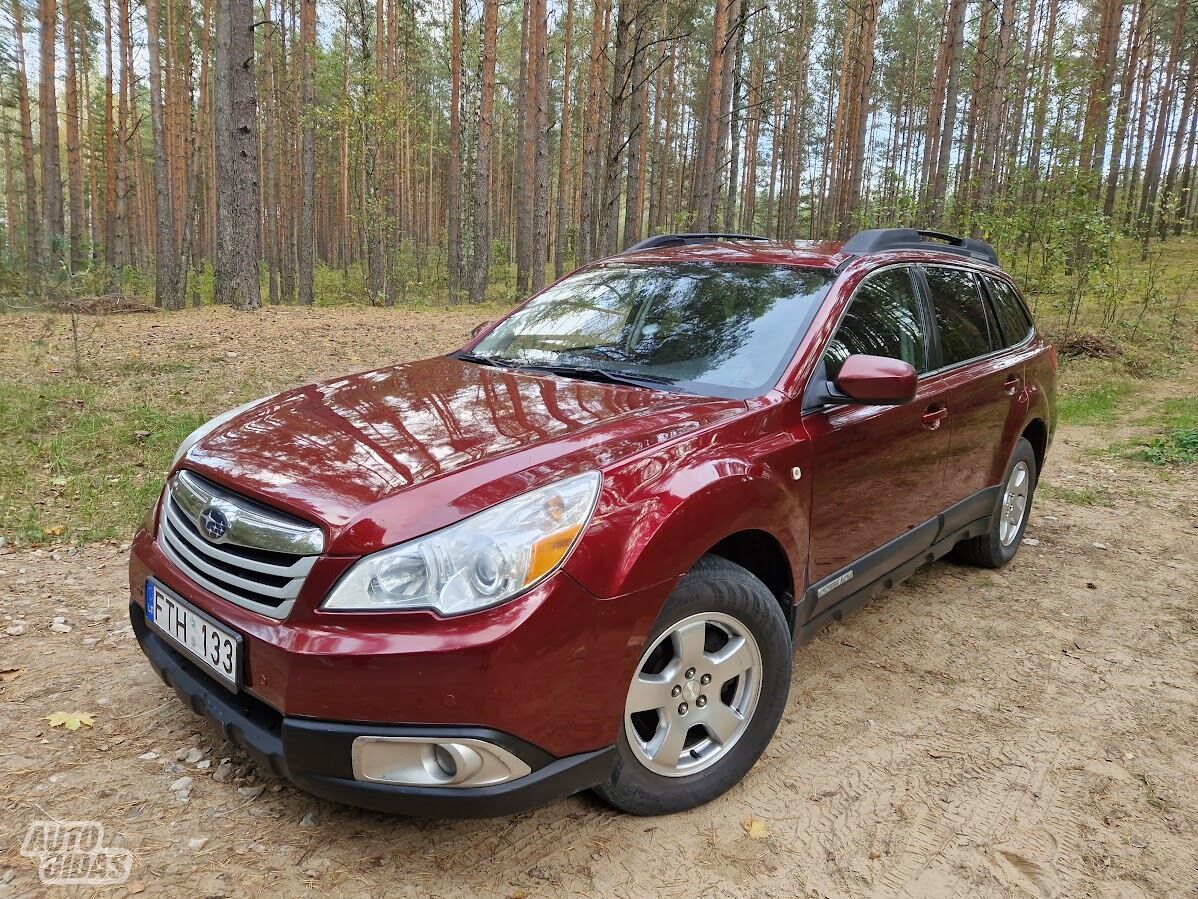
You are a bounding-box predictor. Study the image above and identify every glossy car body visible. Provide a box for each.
[129,235,1056,816]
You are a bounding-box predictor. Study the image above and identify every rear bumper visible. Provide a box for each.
[132,602,614,817]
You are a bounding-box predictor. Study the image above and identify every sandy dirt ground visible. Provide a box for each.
[0,309,1195,898]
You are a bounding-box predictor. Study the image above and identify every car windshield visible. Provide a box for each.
[467,262,834,398]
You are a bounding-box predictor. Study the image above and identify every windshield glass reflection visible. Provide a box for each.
[470,262,833,397]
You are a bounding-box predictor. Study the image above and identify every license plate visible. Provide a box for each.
[145,580,241,689]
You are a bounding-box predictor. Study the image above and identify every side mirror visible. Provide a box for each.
[470,320,494,339]
[833,354,918,405]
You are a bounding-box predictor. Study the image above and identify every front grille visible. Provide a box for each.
[157,470,324,619]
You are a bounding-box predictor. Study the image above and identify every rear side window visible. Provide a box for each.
[825,267,926,379]
[983,276,1033,347]
[922,267,992,366]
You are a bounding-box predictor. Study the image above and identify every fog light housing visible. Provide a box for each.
[351,736,533,788]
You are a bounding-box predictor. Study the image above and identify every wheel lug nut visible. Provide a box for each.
[684,667,696,680]
[671,684,682,698]
[677,702,688,715]
[700,673,711,685]
[696,696,707,708]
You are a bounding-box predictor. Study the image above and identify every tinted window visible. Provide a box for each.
[923,267,992,365]
[983,276,1033,347]
[824,267,926,379]
[471,262,834,398]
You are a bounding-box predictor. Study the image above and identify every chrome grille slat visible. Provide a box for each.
[161,500,315,578]
[156,471,324,620]
[158,519,303,600]
[171,470,324,556]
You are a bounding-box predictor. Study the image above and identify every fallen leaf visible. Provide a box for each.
[133,430,151,440]
[43,525,66,537]
[0,668,21,683]
[45,711,95,731]
[127,884,146,895]
[742,818,769,839]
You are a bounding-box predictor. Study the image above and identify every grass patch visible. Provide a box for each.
[1040,484,1115,507]
[1056,380,1133,425]
[0,378,212,543]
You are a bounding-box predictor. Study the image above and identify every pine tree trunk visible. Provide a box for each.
[599,0,634,254]
[622,7,649,248]
[577,0,609,262]
[38,0,64,274]
[692,0,730,230]
[529,0,549,291]
[11,0,41,289]
[1103,0,1145,217]
[553,0,575,276]
[146,0,179,307]
[471,0,499,303]
[298,0,316,304]
[515,0,531,291]
[214,0,261,309]
[447,0,462,301]
[63,0,86,272]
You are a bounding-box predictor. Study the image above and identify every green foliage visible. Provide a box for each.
[1131,428,1198,466]
[1126,397,1198,466]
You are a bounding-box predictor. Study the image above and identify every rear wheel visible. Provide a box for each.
[596,555,791,815]
[952,437,1037,568]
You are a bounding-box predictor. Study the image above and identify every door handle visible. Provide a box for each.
[922,403,949,430]
[1003,375,1021,396]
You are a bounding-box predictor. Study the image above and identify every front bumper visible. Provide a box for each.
[129,527,673,758]
[132,603,614,816]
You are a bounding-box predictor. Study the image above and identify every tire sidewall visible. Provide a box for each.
[601,559,792,815]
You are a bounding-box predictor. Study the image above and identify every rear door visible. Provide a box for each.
[803,265,951,595]
[916,265,1024,528]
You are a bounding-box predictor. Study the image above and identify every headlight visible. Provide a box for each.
[322,471,601,615]
[171,396,272,468]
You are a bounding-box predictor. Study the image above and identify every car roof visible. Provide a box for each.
[610,239,845,269]
[607,232,1006,274]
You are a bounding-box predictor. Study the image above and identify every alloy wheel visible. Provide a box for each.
[999,460,1030,546]
[623,611,762,777]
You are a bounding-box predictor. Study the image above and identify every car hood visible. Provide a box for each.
[181,356,743,554]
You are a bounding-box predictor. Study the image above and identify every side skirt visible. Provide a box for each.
[793,485,1001,644]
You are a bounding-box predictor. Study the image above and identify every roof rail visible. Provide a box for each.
[623,232,772,253]
[840,228,999,266]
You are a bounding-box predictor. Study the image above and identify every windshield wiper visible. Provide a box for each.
[519,364,680,391]
[454,351,517,369]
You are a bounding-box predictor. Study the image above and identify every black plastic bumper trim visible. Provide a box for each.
[130,602,614,817]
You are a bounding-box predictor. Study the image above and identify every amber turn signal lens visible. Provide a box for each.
[525,523,583,585]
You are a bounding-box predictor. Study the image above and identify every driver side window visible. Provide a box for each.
[824,267,927,380]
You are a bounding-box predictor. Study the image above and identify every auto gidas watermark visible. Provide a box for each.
[20,820,132,886]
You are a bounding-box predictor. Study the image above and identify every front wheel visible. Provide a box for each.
[952,436,1038,568]
[595,555,791,815]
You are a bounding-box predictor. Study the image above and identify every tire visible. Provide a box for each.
[951,437,1038,569]
[595,554,791,815]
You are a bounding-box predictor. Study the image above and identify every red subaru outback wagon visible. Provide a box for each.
[129,228,1056,817]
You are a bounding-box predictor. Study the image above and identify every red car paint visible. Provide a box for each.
[129,239,1056,762]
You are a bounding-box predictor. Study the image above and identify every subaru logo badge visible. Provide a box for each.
[199,506,231,542]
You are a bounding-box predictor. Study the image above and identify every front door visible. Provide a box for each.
[803,266,951,608]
